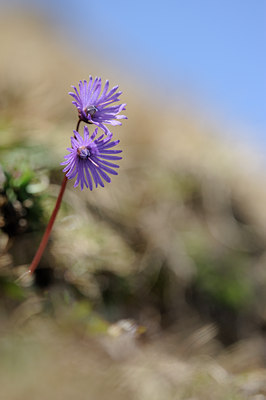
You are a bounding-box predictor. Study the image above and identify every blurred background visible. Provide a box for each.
[0,1,266,399]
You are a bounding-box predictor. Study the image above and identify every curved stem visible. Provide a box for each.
[28,174,68,275]
[27,119,81,277]
[76,118,81,132]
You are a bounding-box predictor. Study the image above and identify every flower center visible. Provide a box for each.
[77,146,91,159]
[85,105,98,118]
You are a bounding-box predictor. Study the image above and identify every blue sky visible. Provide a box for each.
[3,0,266,150]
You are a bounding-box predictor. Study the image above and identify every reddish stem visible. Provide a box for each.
[27,119,82,276]
[28,174,68,275]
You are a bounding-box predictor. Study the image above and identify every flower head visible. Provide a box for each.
[69,77,127,135]
[61,126,122,190]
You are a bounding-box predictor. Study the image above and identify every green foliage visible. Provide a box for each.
[186,233,254,310]
[0,164,47,235]
[0,141,56,236]
[195,254,252,310]
[0,276,25,301]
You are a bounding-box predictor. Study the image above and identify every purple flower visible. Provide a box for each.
[69,77,127,135]
[61,126,122,190]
